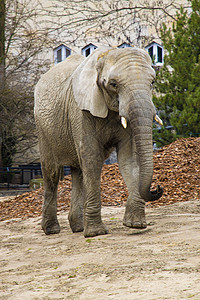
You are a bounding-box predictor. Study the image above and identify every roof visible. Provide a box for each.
[81,43,97,50]
[145,41,163,49]
[118,42,131,47]
[53,44,71,51]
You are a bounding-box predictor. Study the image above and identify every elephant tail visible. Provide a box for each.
[59,166,64,181]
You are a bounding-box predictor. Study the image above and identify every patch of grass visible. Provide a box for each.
[68,274,76,279]
[187,295,198,299]
[86,238,93,243]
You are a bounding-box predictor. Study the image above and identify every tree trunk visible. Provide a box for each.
[0,0,5,89]
[0,0,5,171]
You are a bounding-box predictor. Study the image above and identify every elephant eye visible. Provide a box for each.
[110,82,118,89]
[150,80,155,90]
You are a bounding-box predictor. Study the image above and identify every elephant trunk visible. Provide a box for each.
[128,93,163,202]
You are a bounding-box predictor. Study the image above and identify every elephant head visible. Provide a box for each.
[72,47,163,202]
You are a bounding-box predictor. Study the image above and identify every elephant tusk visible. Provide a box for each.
[154,115,163,126]
[121,117,127,128]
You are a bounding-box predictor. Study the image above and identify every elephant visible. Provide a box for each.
[34,46,163,238]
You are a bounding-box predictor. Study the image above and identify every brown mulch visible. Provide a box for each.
[150,137,200,206]
[0,137,199,221]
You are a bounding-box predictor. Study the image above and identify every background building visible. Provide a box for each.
[1,0,191,170]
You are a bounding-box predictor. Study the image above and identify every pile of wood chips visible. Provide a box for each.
[0,137,199,221]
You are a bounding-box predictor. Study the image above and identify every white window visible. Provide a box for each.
[145,42,164,66]
[118,43,131,48]
[81,43,97,57]
[54,44,71,64]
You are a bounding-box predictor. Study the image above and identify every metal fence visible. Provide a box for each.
[0,164,42,189]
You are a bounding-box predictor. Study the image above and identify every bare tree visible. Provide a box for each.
[0,0,55,167]
[43,0,191,48]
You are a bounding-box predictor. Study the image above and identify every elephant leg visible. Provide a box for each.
[117,139,147,229]
[41,162,61,235]
[80,113,109,238]
[83,163,109,237]
[68,167,84,233]
[81,151,108,237]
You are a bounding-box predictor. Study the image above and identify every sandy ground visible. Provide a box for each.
[1,200,200,300]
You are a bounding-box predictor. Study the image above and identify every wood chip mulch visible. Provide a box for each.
[0,137,199,221]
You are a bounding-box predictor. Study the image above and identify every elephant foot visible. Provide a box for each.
[42,219,61,235]
[123,212,147,229]
[84,222,109,238]
[123,219,147,229]
[70,223,84,233]
[68,211,84,233]
[123,199,147,229]
[69,219,84,233]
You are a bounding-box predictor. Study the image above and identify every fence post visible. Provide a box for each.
[6,167,10,190]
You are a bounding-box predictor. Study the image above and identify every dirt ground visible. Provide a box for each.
[1,200,200,300]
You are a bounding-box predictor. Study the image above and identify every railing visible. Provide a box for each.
[0,165,42,189]
[0,165,71,190]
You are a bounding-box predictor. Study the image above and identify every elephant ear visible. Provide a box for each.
[72,47,111,118]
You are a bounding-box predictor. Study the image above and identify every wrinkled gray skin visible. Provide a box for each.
[34,47,163,238]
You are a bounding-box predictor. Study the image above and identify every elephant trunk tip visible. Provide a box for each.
[145,185,163,202]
